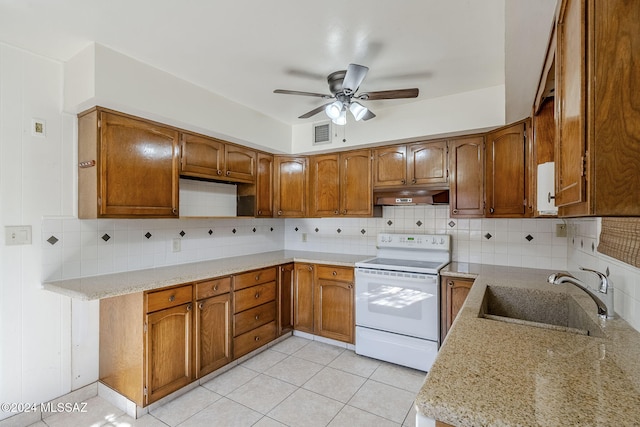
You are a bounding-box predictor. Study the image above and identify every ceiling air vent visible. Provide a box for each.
[313,121,331,145]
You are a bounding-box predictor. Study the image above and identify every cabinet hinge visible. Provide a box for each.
[144,322,147,334]
[143,386,147,396]
[97,119,101,129]
[580,155,587,177]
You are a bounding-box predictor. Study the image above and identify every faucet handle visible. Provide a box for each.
[579,267,610,293]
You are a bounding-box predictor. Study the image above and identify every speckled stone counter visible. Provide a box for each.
[416,265,640,426]
[42,250,371,300]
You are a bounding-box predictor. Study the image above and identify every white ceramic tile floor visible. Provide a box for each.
[29,336,425,427]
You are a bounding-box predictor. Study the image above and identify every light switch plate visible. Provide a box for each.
[5,225,32,245]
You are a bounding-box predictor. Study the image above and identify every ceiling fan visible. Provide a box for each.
[274,63,419,125]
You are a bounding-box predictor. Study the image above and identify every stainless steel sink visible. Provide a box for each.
[478,285,604,337]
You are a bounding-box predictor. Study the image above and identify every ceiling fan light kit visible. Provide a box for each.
[274,63,419,125]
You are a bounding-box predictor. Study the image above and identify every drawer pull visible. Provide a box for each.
[255,292,260,299]
[332,271,337,276]
[308,266,313,271]
[255,275,260,281]
[168,295,175,302]
[254,336,260,341]
[255,315,260,320]
[213,284,218,291]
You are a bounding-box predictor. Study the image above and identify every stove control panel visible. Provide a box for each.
[377,233,450,250]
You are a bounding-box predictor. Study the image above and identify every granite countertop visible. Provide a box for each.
[416,264,640,426]
[42,250,371,300]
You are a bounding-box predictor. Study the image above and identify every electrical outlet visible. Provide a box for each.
[172,238,181,252]
[5,225,32,245]
[556,223,567,237]
[302,233,307,242]
[31,118,46,137]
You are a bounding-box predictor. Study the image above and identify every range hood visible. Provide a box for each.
[373,188,449,206]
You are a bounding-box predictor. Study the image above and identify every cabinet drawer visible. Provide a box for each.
[195,277,231,300]
[146,285,192,313]
[234,282,276,313]
[234,301,276,337]
[233,321,276,358]
[234,267,277,290]
[316,266,354,282]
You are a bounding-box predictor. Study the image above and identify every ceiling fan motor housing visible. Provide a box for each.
[327,70,346,95]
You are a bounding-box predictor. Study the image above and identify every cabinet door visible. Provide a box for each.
[293,263,314,333]
[485,122,527,217]
[408,141,448,186]
[225,144,256,183]
[449,137,484,217]
[99,111,179,217]
[309,154,340,217]
[555,0,586,208]
[180,133,225,179]
[145,303,192,404]
[278,264,294,336]
[340,149,372,216]
[195,294,231,378]
[314,278,354,344]
[442,278,474,340]
[273,156,308,217]
[256,153,274,217]
[373,145,407,188]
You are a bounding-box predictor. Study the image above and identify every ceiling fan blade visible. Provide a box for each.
[360,88,419,100]
[342,64,369,94]
[362,110,376,121]
[274,89,331,98]
[298,103,331,119]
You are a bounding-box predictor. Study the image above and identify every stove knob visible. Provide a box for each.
[440,238,445,244]
[432,238,437,244]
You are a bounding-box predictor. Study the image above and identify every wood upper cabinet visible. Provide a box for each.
[180,132,225,179]
[373,141,448,188]
[255,153,274,217]
[278,263,294,336]
[273,156,308,217]
[78,108,179,218]
[293,263,315,334]
[485,121,529,218]
[449,136,484,218]
[555,0,640,216]
[309,149,373,217]
[180,132,255,184]
[145,302,193,404]
[373,145,407,187]
[314,266,354,344]
[440,276,474,341]
[407,141,448,186]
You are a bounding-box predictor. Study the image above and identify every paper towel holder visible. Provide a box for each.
[548,192,556,203]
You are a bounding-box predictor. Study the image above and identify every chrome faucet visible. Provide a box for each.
[548,267,615,320]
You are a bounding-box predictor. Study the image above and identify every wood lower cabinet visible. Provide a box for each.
[274,156,308,217]
[145,303,193,403]
[440,276,475,340]
[449,136,485,218]
[485,120,529,218]
[232,267,277,358]
[195,277,232,378]
[314,266,354,344]
[278,263,294,336]
[78,107,180,218]
[293,263,355,344]
[293,263,315,334]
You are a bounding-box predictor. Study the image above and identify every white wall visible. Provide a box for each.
[0,42,76,419]
[291,85,506,154]
[64,43,292,154]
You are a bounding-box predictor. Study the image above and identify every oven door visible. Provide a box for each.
[355,267,439,342]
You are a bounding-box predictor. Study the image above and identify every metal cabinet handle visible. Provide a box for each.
[277,210,283,216]
[168,295,175,302]
[348,284,353,289]
[255,315,260,320]
[255,275,260,281]
[255,292,260,299]
[332,271,337,276]
[452,209,459,214]
[217,169,223,175]
[213,284,218,291]
[171,208,177,215]
[489,207,495,214]
[226,170,231,176]
[254,336,260,341]
[411,178,417,184]
[401,179,406,184]
[448,281,454,287]
[334,210,339,215]
[187,304,192,311]
[342,209,347,214]
[308,266,313,271]
[198,302,204,310]
[258,210,262,215]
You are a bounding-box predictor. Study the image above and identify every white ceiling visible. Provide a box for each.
[0,0,554,126]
